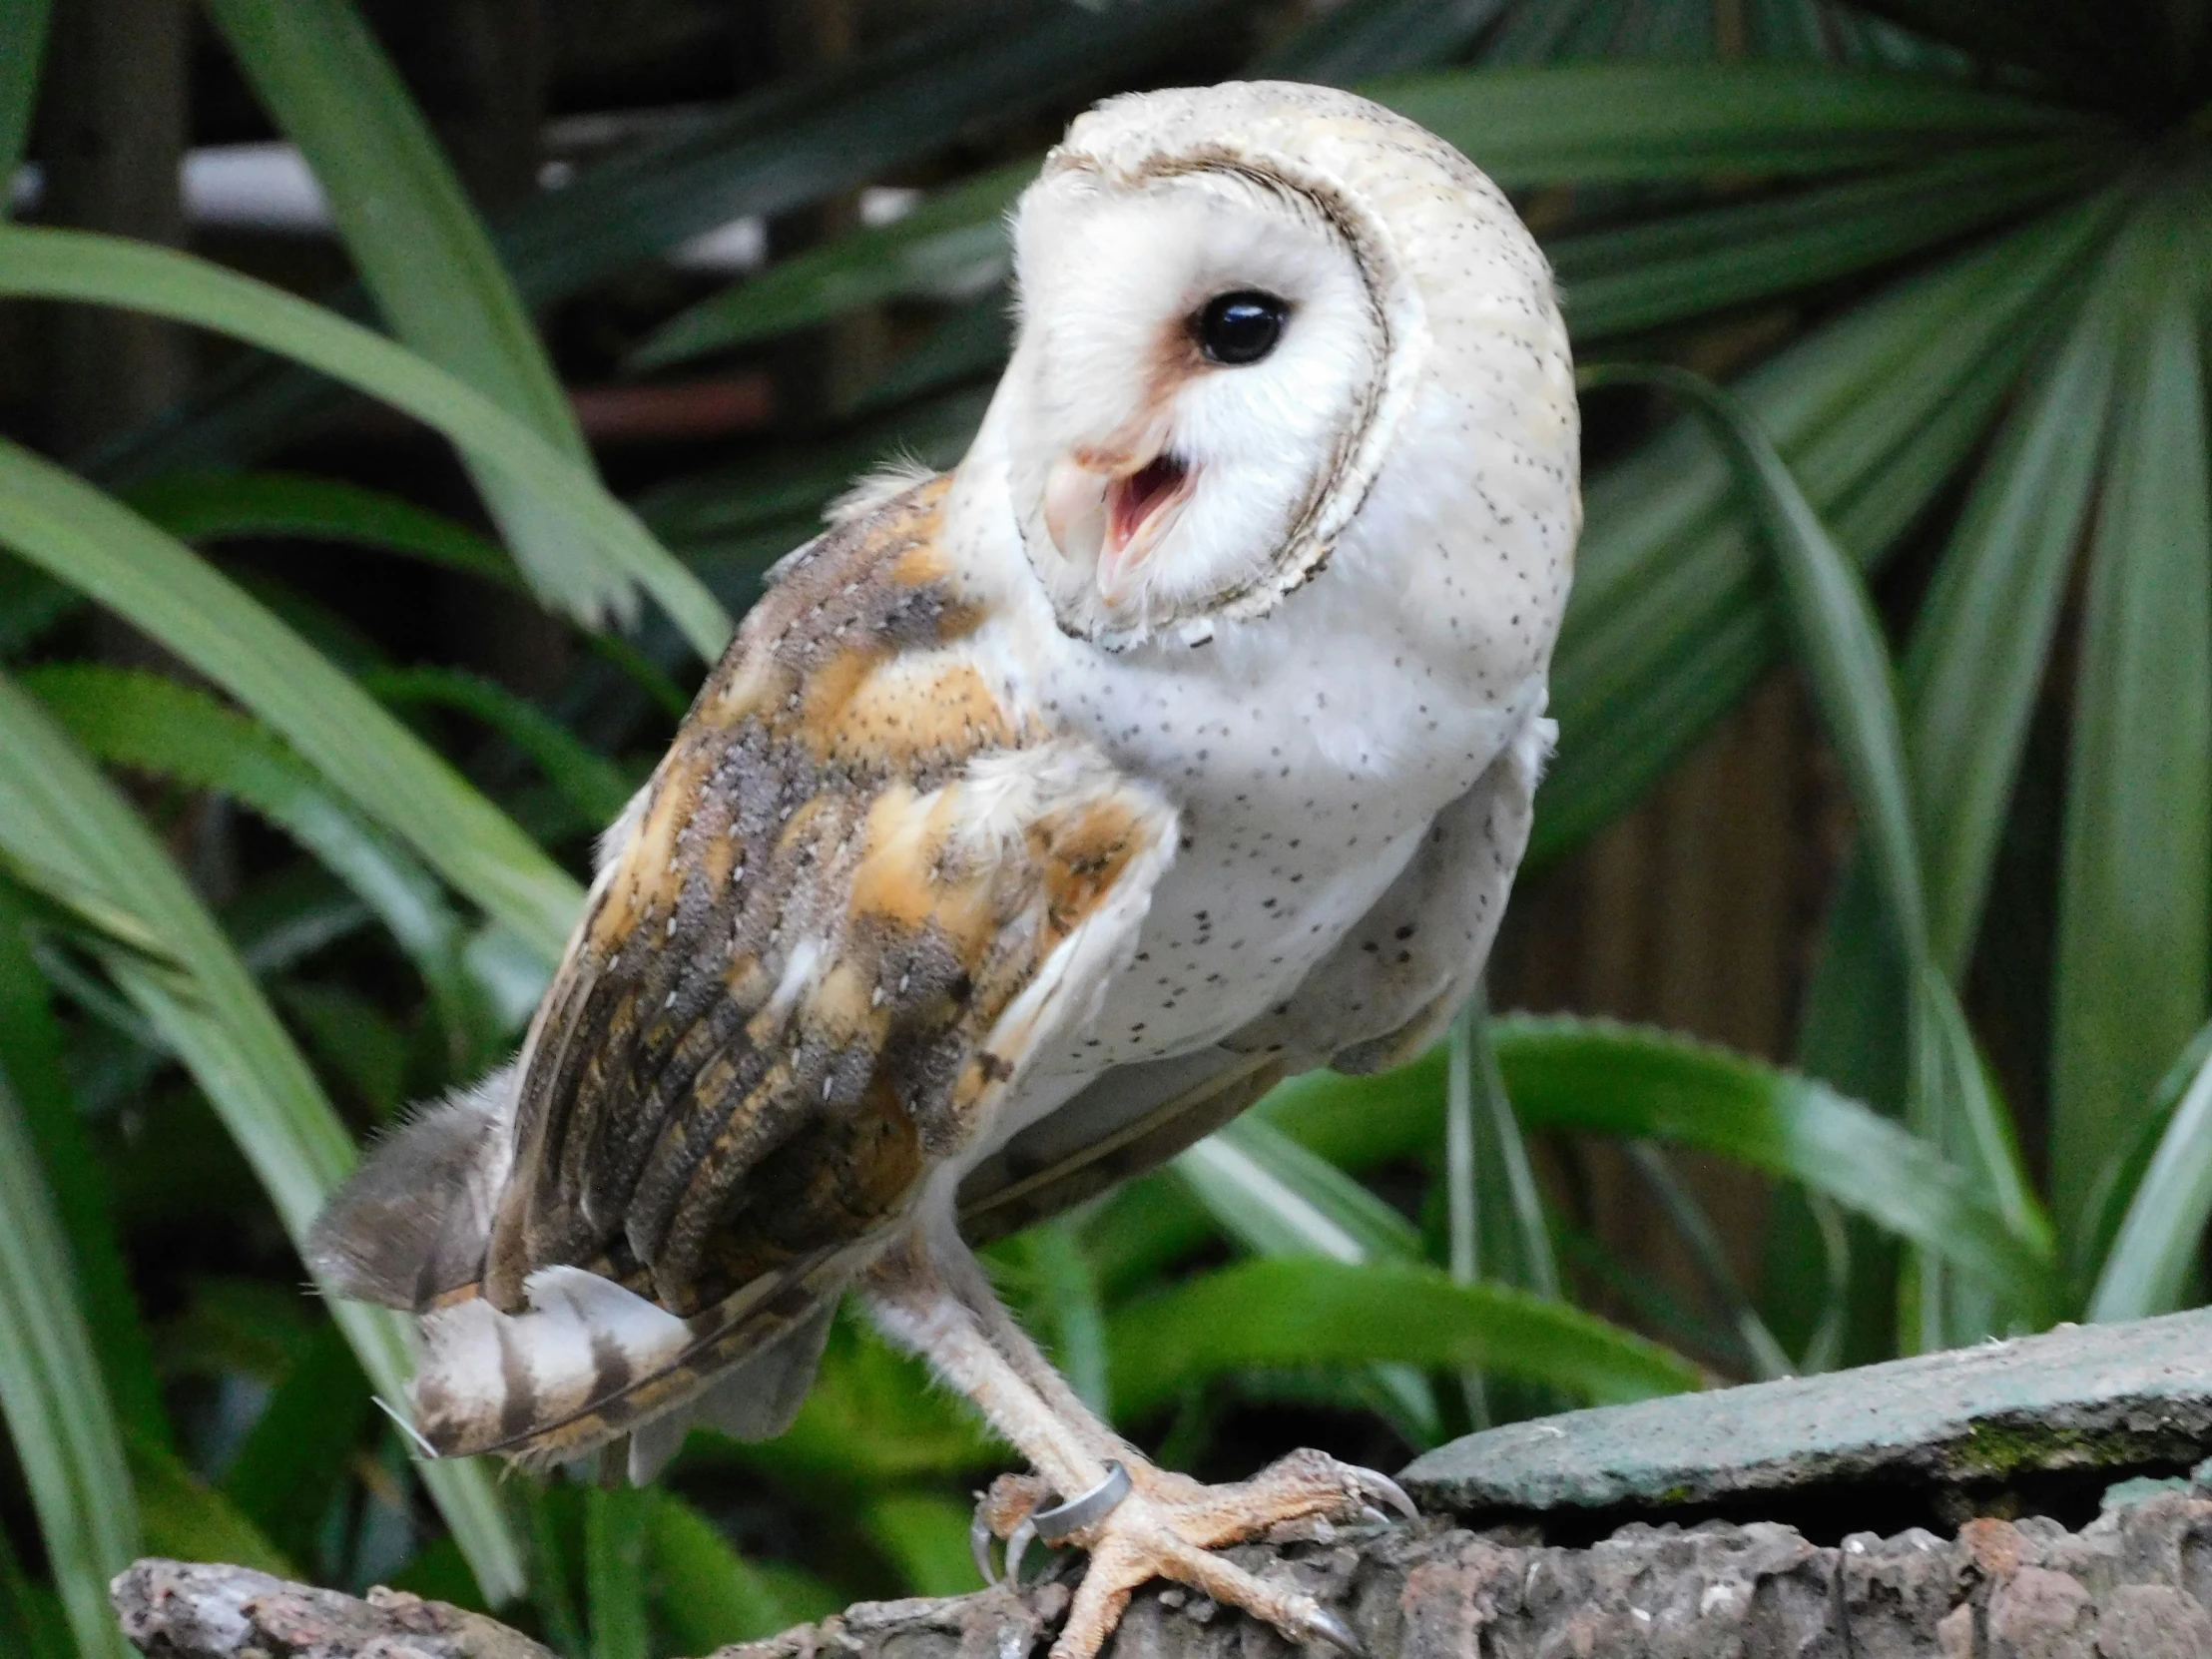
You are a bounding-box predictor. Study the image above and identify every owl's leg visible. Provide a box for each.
[862,1230,1409,1659]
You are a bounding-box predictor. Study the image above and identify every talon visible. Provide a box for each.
[1007,1515,1040,1586]
[1356,1469,1418,1521]
[1358,1504,1388,1527]
[971,1500,1000,1586]
[1302,1606,1367,1658]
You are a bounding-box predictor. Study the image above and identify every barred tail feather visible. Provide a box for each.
[411,1265,691,1458]
[404,1252,855,1471]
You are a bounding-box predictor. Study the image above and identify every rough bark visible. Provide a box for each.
[114,1485,2212,1659]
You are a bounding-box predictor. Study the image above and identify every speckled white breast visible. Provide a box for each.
[978,543,1536,1080]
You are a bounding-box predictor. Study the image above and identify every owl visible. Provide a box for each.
[311,81,1578,1659]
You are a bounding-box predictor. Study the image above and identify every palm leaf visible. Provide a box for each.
[205,0,627,629]
[0,226,729,661]
[0,1048,137,1659]
[1537,188,2126,863]
[364,666,638,828]
[2051,184,2212,1251]
[646,1492,836,1650]
[129,470,517,585]
[633,160,1029,370]
[0,437,584,966]
[1374,61,2116,186]
[0,882,168,1444]
[1108,1258,1697,1419]
[0,672,526,1602]
[2086,1022,2212,1322]
[1582,362,2051,1339]
[90,0,1246,483]
[25,664,492,1053]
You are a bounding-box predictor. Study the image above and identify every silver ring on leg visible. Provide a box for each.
[1029,1460,1132,1544]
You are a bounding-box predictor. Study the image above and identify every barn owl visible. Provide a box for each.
[312,80,1577,1659]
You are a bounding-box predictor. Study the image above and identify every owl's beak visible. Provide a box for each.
[1042,445,1190,606]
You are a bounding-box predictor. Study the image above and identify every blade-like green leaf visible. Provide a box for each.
[634,160,1029,370]
[1555,140,2124,343]
[220,1320,372,1566]
[128,470,517,585]
[204,0,626,629]
[0,0,50,196]
[1538,187,2126,863]
[640,386,991,554]
[1447,989,1559,1299]
[586,1485,650,1659]
[859,1492,984,1597]
[1592,360,2034,1256]
[365,666,637,829]
[91,0,1239,483]
[1622,1142,1794,1382]
[985,1219,1110,1416]
[2051,190,2212,1250]
[1444,990,1560,1424]
[1491,1016,2047,1296]
[1581,362,2050,1338]
[0,881,168,1445]
[2079,1020,2212,1290]
[1893,203,2132,972]
[1255,0,1505,81]
[0,673,525,1602]
[2087,1022,2212,1323]
[0,437,584,967]
[640,85,2125,367]
[129,1437,293,1580]
[1580,361,1924,948]
[1173,1115,1422,1265]
[1108,1258,1697,1419]
[0,1052,137,1659]
[127,472,694,719]
[0,225,729,661]
[1371,62,2116,187]
[645,1491,836,1651]
[25,664,491,1051]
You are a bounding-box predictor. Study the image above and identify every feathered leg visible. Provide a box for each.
[862,1226,1411,1659]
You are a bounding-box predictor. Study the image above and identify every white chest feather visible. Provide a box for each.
[974,557,1537,1073]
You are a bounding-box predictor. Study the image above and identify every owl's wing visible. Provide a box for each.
[309,479,1175,1464]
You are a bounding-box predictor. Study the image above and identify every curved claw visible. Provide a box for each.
[1354,1468,1418,1522]
[970,1501,1000,1586]
[1302,1607,1368,1658]
[1006,1515,1039,1587]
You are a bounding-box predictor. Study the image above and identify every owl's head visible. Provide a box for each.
[989,81,1575,651]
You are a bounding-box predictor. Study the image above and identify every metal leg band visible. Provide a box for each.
[1029,1460,1131,1544]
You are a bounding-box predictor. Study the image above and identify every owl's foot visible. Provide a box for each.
[975,1448,1414,1659]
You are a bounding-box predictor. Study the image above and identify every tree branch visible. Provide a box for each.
[114,1486,2212,1659]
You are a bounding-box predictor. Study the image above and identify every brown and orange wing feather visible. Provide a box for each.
[395,480,1174,1462]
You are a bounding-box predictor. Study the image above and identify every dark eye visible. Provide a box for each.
[1195,290,1289,365]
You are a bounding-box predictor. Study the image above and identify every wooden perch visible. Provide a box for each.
[113,1312,2212,1659]
[111,1488,2212,1659]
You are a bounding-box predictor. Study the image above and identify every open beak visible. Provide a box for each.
[1043,444,1191,606]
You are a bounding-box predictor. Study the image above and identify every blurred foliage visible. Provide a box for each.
[0,0,2209,1653]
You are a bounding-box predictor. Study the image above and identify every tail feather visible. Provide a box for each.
[623,1296,838,1481]
[404,1249,856,1467]
[312,1061,851,1470]
[412,1265,692,1457]
[306,1064,516,1311]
